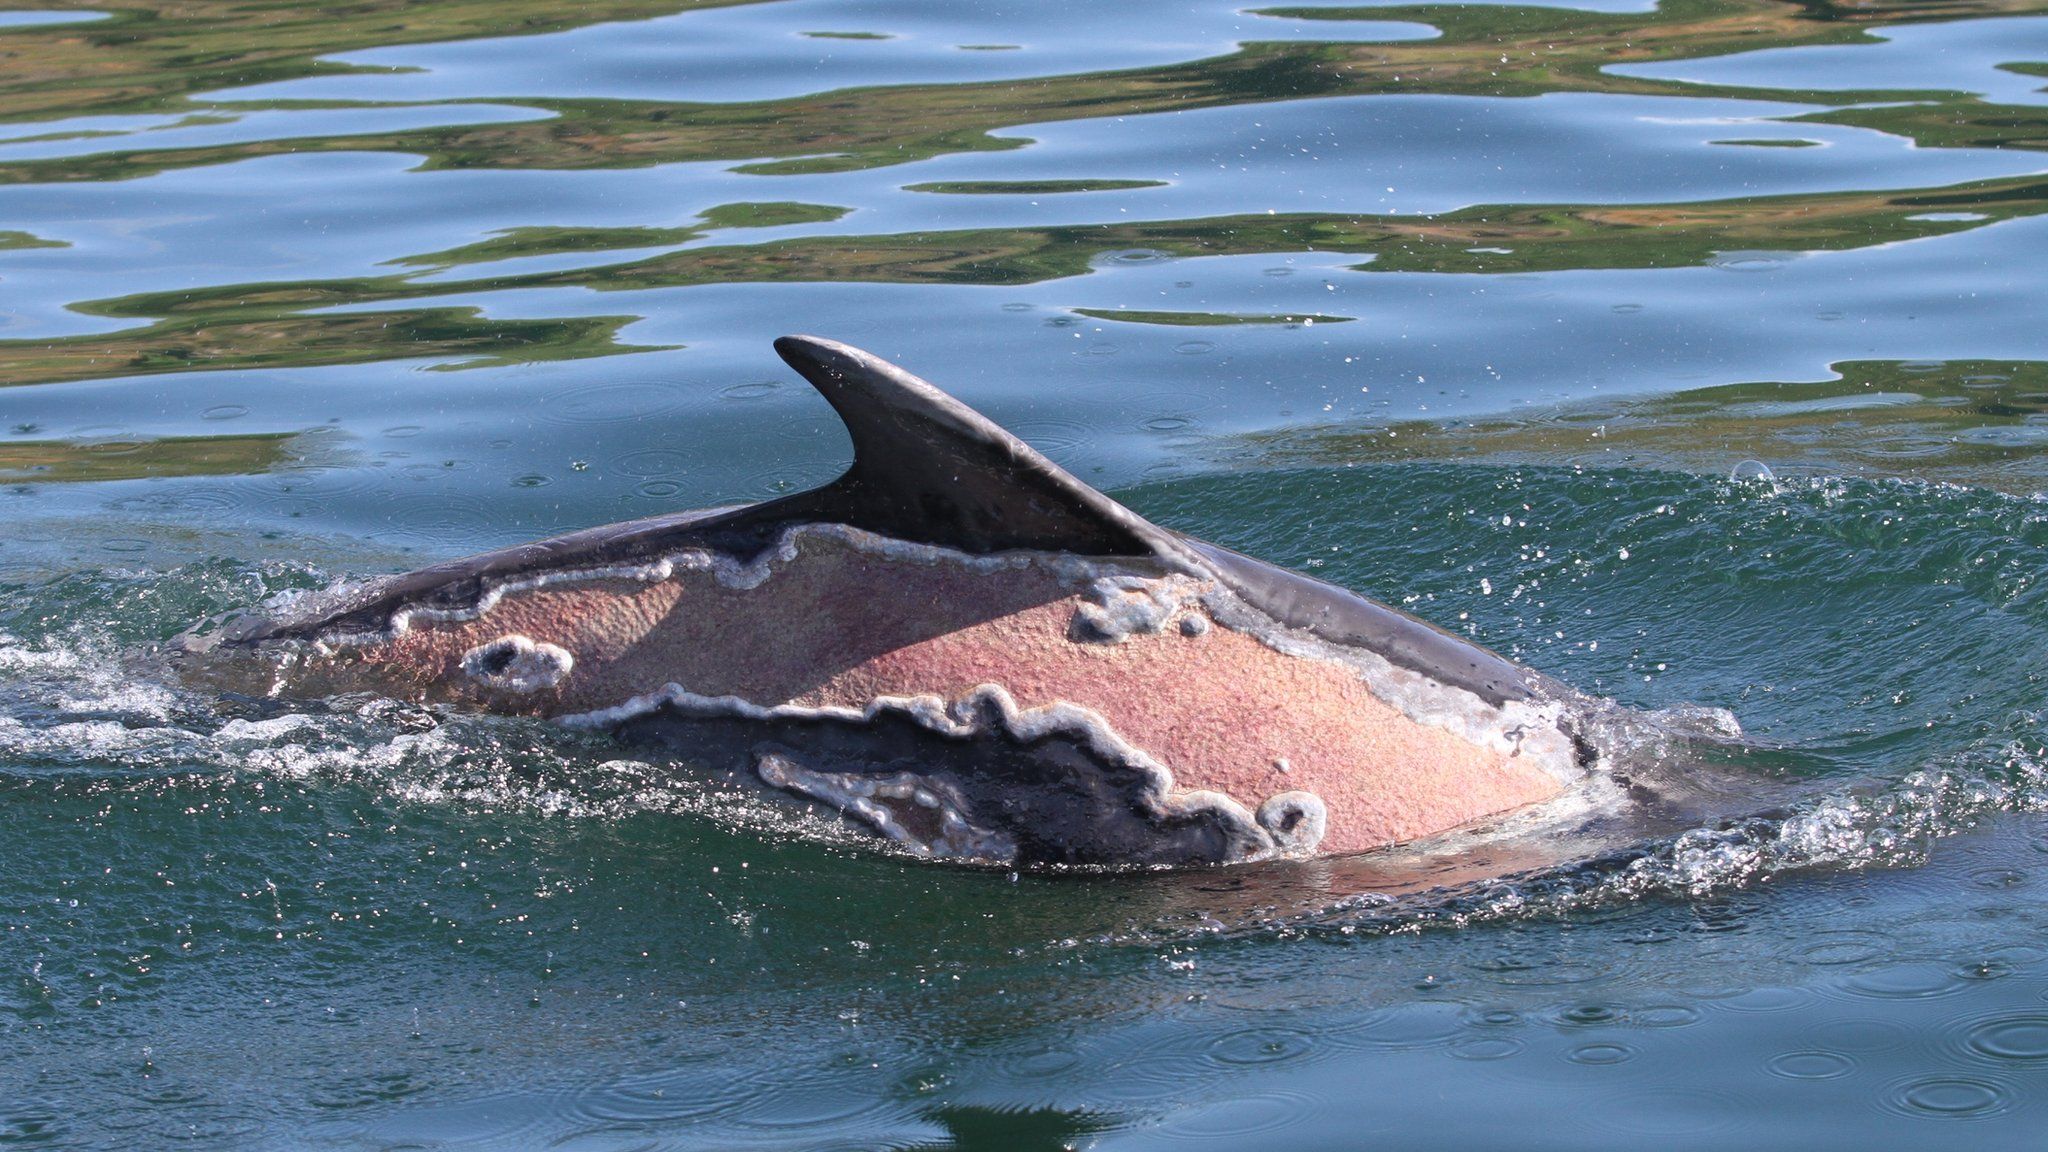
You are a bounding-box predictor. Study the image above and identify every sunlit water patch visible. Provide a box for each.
[208,0,1437,106]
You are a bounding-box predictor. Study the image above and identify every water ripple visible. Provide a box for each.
[1880,1076,2013,1121]
[1766,1050,1856,1080]
[1156,1090,1319,1140]
[537,381,688,427]
[1954,1012,2048,1068]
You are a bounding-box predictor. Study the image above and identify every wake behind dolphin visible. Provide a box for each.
[177,336,1733,867]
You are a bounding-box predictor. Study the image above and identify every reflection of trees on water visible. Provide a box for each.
[1242,359,2048,492]
[2,0,2045,482]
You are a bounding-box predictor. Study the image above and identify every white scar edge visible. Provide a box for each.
[298,522,1186,651]
[297,521,1582,782]
[460,634,574,694]
[754,751,1020,862]
[560,681,1324,863]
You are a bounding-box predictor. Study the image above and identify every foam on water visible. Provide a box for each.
[0,581,883,852]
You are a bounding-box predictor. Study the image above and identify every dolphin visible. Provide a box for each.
[180,336,1621,868]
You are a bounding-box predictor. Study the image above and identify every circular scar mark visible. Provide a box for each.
[461,634,574,693]
[1258,791,1327,857]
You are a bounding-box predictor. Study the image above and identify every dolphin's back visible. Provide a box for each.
[224,335,1541,710]
[185,336,1592,865]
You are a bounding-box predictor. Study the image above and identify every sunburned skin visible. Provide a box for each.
[180,335,1635,868]
[254,528,1567,857]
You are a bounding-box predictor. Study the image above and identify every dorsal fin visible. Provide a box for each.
[759,335,1177,557]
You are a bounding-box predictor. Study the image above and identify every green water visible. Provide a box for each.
[4,0,2048,1147]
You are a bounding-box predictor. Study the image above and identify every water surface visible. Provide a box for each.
[5,0,2048,1147]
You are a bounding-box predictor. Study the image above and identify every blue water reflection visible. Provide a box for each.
[0,10,107,29]
[855,91,2046,220]
[1614,16,2048,107]
[211,0,1437,106]
[0,103,548,163]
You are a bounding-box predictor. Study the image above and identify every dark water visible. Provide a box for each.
[5,0,2048,1147]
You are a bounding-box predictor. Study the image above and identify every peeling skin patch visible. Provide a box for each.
[285,522,1168,650]
[1258,791,1328,857]
[272,521,1573,788]
[1071,573,1208,643]
[754,748,1018,862]
[461,634,573,693]
[231,524,1578,858]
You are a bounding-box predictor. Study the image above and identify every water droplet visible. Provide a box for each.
[1205,1027,1313,1065]
[1559,1003,1623,1027]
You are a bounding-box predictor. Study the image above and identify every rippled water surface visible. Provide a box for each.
[6,0,2048,1147]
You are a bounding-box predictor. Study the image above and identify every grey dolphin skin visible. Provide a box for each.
[182,336,1620,867]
